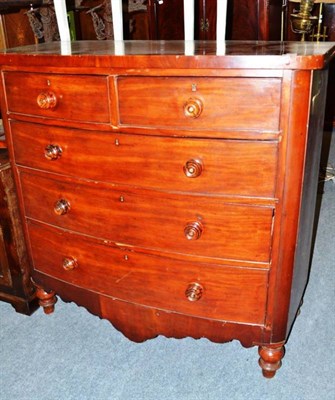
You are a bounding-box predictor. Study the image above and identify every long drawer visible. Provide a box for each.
[3,72,110,123]
[28,220,268,325]
[20,170,274,263]
[11,121,278,197]
[117,77,281,131]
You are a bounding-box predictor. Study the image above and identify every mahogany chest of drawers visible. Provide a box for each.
[0,41,334,378]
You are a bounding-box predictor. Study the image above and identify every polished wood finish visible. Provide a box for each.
[34,283,57,314]
[118,76,281,131]
[286,69,328,330]
[0,8,36,49]
[28,220,268,324]
[19,170,274,263]
[0,41,334,378]
[196,0,216,40]
[258,345,285,378]
[33,271,265,346]
[144,0,283,41]
[0,41,333,70]
[147,0,184,40]
[4,72,109,123]
[10,121,278,197]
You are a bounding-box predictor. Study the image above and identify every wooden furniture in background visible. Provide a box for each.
[80,0,185,41]
[146,0,184,39]
[0,2,40,314]
[197,0,283,40]
[124,0,283,40]
[0,40,333,377]
[0,6,37,48]
[80,0,283,41]
[0,149,38,314]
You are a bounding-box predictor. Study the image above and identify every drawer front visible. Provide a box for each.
[20,171,274,263]
[28,221,268,324]
[4,72,109,123]
[118,77,281,131]
[11,121,278,197]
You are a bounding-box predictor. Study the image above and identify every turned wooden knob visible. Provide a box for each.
[183,159,203,178]
[54,199,70,215]
[44,144,62,160]
[185,282,203,302]
[183,98,203,118]
[62,257,78,271]
[37,91,57,109]
[184,221,203,240]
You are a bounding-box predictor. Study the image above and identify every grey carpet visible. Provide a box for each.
[1,133,334,400]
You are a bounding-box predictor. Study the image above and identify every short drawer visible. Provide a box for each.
[20,170,274,263]
[118,77,281,131]
[4,72,109,123]
[11,121,278,197]
[28,221,268,325]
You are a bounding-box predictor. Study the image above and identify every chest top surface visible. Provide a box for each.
[0,40,334,70]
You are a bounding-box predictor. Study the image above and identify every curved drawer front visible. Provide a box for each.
[118,77,281,131]
[28,220,268,325]
[20,171,274,263]
[4,72,109,123]
[11,121,278,197]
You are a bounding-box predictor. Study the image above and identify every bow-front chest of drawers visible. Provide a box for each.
[0,41,334,378]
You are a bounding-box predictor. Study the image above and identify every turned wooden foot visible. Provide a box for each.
[258,345,285,378]
[35,286,57,314]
